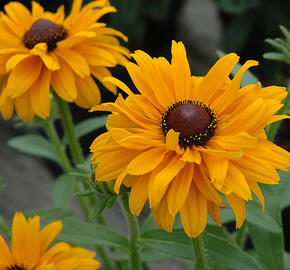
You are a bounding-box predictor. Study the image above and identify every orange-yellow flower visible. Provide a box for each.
[0,212,100,269]
[90,41,290,238]
[0,0,129,122]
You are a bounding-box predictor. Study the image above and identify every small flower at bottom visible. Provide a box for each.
[90,41,290,238]
[0,0,129,122]
[0,212,100,269]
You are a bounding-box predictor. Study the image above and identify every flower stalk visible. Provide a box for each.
[120,191,142,270]
[192,234,209,270]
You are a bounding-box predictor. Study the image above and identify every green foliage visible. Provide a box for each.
[264,25,290,65]
[7,134,60,163]
[53,174,76,211]
[58,218,130,252]
[0,177,5,194]
[218,0,260,14]
[248,185,284,270]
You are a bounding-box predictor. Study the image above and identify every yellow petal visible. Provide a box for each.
[30,43,60,71]
[212,132,257,151]
[180,183,207,238]
[129,174,150,215]
[51,61,77,102]
[166,164,193,215]
[171,41,191,100]
[166,129,183,155]
[32,1,44,21]
[223,162,252,200]
[0,93,14,120]
[55,48,90,78]
[198,146,243,160]
[180,148,201,164]
[4,2,32,28]
[197,53,239,103]
[15,91,35,122]
[29,67,51,119]
[151,195,175,233]
[208,201,221,226]
[127,147,166,175]
[91,67,117,94]
[6,56,42,98]
[194,165,224,206]
[74,75,101,109]
[154,154,186,192]
[226,193,246,228]
[6,54,30,71]
[0,234,12,266]
[40,220,63,254]
[11,212,27,266]
[248,181,265,211]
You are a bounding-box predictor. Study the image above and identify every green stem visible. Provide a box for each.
[54,95,84,165]
[192,234,209,270]
[42,119,89,218]
[235,221,247,249]
[43,120,72,173]
[120,192,142,270]
[53,95,113,270]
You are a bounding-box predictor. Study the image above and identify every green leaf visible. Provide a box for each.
[53,174,76,210]
[248,185,284,270]
[276,170,290,209]
[263,52,290,63]
[216,50,259,86]
[25,208,74,221]
[245,201,281,233]
[8,135,59,163]
[206,232,262,270]
[140,229,193,261]
[284,252,290,270]
[140,229,262,269]
[0,177,5,193]
[58,218,130,252]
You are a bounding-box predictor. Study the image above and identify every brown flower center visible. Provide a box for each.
[161,100,217,148]
[7,266,26,270]
[23,19,67,51]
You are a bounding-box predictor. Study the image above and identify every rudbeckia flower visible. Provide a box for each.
[90,41,290,238]
[0,212,100,269]
[0,0,129,122]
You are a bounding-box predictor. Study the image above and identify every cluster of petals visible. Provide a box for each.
[90,41,290,238]
[0,0,129,122]
[0,212,100,270]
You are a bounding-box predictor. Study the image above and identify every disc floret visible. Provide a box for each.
[161,100,217,148]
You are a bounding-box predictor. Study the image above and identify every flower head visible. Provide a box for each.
[90,41,290,238]
[0,212,100,269]
[0,0,129,122]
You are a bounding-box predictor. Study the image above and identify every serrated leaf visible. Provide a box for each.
[279,25,290,41]
[217,50,259,86]
[58,218,130,252]
[8,135,59,163]
[53,174,75,210]
[265,39,288,54]
[62,116,107,144]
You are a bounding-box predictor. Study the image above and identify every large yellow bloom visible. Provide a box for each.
[0,212,100,269]
[0,0,129,122]
[90,41,290,238]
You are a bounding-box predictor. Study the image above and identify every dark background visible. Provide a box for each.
[1,0,289,252]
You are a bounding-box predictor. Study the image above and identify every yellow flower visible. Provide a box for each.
[0,212,100,270]
[90,41,290,238]
[0,0,129,122]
